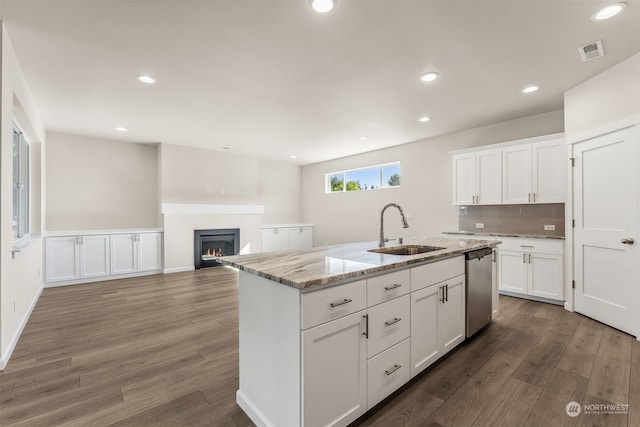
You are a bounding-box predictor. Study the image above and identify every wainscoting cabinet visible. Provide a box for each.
[45,230,163,287]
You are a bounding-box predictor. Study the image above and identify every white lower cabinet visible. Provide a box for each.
[498,237,564,301]
[262,225,313,252]
[367,338,410,409]
[302,310,367,427]
[410,274,465,378]
[111,232,163,275]
[46,235,110,283]
[45,231,162,286]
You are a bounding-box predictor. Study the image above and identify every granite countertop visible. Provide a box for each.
[443,231,565,240]
[217,236,499,290]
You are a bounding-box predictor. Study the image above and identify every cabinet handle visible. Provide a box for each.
[363,314,369,338]
[445,284,449,302]
[528,254,532,264]
[440,286,445,303]
[491,249,496,263]
[528,193,531,202]
[533,193,537,202]
[384,317,402,326]
[384,283,402,291]
[621,238,635,245]
[330,298,352,308]
[523,253,526,263]
[385,364,402,376]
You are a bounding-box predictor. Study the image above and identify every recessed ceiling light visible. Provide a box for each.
[418,116,431,122]
[137,75,156,84]
[591,3,627,21]
[115,127,128,132]
[290,155,297,159]
[419,71,439,82]
[522,85,539,94]
[310,0,335,13]
[359,136,368,141]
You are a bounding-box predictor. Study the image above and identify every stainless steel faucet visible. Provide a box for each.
[379,203,409,247]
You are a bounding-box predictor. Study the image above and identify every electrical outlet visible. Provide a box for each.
[475,223,485,229]
[544,225,556,231]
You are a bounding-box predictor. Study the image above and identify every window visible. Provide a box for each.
[13,123,30,241]
[326,162,401,193]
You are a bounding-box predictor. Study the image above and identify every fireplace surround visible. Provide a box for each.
[194,228,240,269]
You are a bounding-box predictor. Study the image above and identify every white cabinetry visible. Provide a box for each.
[409,257,465,378]
[111,232,162,275]
[45,235,110,283]
[503,138,566,204]
[262,224,313,252]
[498,237,564,301]
[452,149,502,205]
[45,230,162,287]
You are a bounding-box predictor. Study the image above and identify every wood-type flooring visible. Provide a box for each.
[1,268,638,426]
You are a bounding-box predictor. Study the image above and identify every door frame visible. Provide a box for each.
[565,117,640,340]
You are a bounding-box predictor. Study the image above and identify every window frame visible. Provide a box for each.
[325,161,401,193]
[12,122,31,242]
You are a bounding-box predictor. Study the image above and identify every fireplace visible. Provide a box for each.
[194,228,240,269]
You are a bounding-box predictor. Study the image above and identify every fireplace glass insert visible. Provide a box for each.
[194,228,240,269]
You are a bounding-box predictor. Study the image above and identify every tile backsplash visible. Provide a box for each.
[458,203,565,237]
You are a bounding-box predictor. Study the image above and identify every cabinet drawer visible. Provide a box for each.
[302,280,367,330]
[367,294,410,358]
[498,237,563,255]
[367,338,410,409]
[367,269,410,306]
[410,256,465,292]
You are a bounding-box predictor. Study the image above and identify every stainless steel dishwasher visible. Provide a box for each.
[465,247,493,337]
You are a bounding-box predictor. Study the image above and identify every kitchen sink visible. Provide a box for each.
[368,244,445,256]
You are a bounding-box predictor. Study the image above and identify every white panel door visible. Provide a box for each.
[573,127,638,336]
[498,250,527,293]
[452,153,475,205]
[532,140,566,203]
[80,235,110,278]
[476,149,502,204]
[46,236,80,282]
[410,284,439,378]
[502,145,531,204]
[261,228,289,252]
[438,275,465,354]
[302,310,367,427]
[288,226,313,250]
[138,233,162,272]
[528,253,563,300]
[111,234,137,275]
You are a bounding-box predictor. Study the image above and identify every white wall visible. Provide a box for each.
[1,24,46,369]
[301,110,564,246]
[258,159,301,225]
[46,132,159,230]
[564,53,640,138]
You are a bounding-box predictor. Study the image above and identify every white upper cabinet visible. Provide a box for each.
[452,149,502,205]
[503,138,566,204]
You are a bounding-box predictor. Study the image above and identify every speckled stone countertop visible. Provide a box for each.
[443,231,565,240]
[217,236,499,290]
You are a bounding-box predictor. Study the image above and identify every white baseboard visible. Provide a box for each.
[1,285,43,371]
[236,389,275,427]
[163,266,195,274]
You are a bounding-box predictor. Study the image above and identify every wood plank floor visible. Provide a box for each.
[1,268,638,426]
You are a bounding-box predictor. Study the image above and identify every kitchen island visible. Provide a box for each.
[219,236,499,427]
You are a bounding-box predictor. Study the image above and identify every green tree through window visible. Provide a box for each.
[388,173,400,186]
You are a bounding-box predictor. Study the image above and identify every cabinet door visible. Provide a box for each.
[261,228,289,252]
[438,275,466,355]
[410,285,439,378]
[288,226,313,250]
[476,149,502,204]
[303,311,367,427]
[45,237,80,282]
[528,253,563,300]
[498,250,527,293]
[532,140,565,203]
[502,145,532,204]
[110,234,137,275]
[452,153,475,205]
[138,233,163,272]
[80,235,110,278]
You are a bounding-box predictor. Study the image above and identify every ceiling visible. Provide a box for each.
[1,1,639,165]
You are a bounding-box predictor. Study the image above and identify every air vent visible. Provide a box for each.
[578,40,604,62]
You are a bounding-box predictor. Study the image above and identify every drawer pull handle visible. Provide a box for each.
[330,298,352,308]
[520,245,534,248]
[385,317,402,326]
[363,314,369,338]
[384,283,402,291]
[385,364,401,376]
